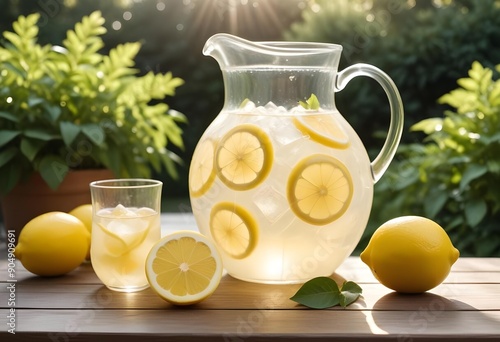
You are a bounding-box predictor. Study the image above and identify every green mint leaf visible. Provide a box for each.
[298,100,308,109]
[339,281,363,308]
[299,94,320,110]
[290,276,340,309]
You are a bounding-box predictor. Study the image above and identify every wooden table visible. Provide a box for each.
[1,214,500,341]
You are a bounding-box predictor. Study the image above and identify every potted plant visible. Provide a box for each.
[0,11,186,233]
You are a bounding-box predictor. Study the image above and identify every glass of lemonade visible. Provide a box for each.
[90,179,162,292]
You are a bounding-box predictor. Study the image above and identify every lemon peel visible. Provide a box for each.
[361,216,460,293]
[146,230,223,305]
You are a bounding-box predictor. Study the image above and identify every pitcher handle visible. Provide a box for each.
[336,63,404,183]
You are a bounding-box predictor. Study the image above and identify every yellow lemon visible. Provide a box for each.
[287,154,353,225]
[360,216,460,293]
[209,202,259,259]
[146,230,223,305]
[15,212,90,276]
[215,124,273,191]
[68,204,93,260]
[189,139,216,198]
[294,114,350,149]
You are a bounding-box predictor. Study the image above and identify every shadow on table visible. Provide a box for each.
[369,291,500,338]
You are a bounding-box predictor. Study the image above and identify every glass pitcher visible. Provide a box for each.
[188,33,403,284]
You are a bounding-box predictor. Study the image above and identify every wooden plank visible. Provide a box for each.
[1,309,499,342]
[2,259,500,285]
[2,275,499,311]
[0,261,102,284]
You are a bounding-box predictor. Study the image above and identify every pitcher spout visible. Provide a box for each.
[203,33,342,71]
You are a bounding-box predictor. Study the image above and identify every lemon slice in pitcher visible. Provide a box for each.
[287,154,353,225]
[146,231,223,305]
[215,124,273,191]
[209,202,259,259]
[293,114,349,149]
[189,139,216,197]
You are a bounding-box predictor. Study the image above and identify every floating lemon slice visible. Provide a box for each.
[293,114,349,149]
[209,202,259,259]
[287,154,353,226]
[189,139,216,197]
[99,214,150,257]
[146,230,223,305]
[215,124,273,191]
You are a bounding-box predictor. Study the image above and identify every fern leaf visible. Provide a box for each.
[63,11,106,67]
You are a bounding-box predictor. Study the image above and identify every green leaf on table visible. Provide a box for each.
[290,277,363,309]
[290,277,340,309]
[339,281,363,308]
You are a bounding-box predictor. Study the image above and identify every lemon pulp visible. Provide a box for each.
[215,124,273,191]
[146,231,223,305]
[209,202,259,259]
[287,154,353,225]
[189,139,216,197]
[293,114,349,149]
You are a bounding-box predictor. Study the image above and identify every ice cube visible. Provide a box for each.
[136,207,157,217]
[240,99,256,112]
[264,101,278,111]
[253,184,288,223]
[111,204,138,218]
[268,116,304,146]
[111,204,128,217]
[106,217,149,245]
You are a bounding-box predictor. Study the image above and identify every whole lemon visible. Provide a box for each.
[15,212,90,276]
[68,204,93,260]
[360,216,460,293]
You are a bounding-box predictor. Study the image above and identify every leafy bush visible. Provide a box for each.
[0,12,185,194]
[364,62,500,256]
[285,0,500,149]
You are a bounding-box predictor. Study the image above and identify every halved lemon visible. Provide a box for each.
[293,114,349,149]
[189,139,216,197]
[287,154,353,225]
[209,202,259,259]
[215,124,273,191]
[146,230,223,305]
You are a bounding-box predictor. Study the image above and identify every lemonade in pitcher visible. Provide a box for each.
[189,98,374,283]
[188,34,403,284]
[91,204,160,291]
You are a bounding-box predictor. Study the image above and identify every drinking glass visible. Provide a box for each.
[90,179,162,292]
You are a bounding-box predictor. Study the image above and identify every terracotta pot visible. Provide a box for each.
[1,169,114,236]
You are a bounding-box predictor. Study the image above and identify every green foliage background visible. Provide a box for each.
[0,11,185,194]
[285,0,500,256]
[371,62,500,256]
[1,0,500,255]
